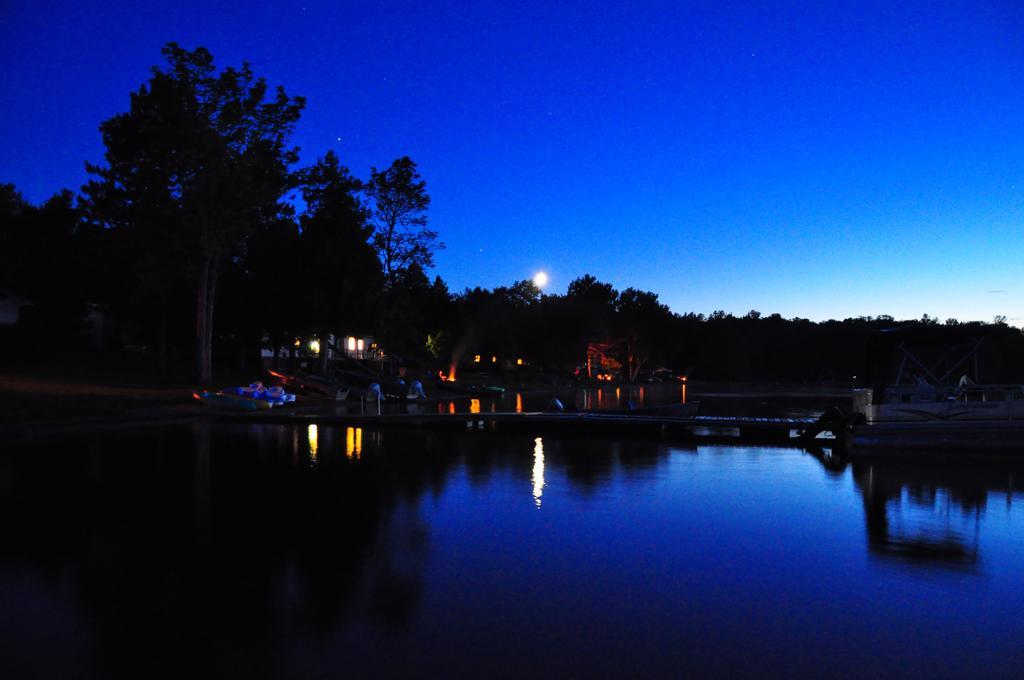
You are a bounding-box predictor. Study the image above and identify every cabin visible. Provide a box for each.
[339,334,377,360]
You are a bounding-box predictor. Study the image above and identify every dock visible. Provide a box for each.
[237,410,828,445]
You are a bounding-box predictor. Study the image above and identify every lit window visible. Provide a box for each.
[491,355,497,363]
[348,336,356,351]
[517,358,523,365]
[473,355,481,363]
[357,339,364,351]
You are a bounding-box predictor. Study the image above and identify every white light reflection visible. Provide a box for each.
[532,437,545,508]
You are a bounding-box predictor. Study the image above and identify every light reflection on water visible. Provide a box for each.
[345,426,362,459]
[1,424,1023,677]
[307,423,318,463]
[532,437,545,508]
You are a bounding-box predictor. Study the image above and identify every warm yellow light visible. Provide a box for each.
[348,336,356,351]
[533,271,548,289]
[309,339,321,355]
[307,424,318,461]
[346,426,363,458]
[491,355,497,363]
[515,393,523,413]
[470,398,481,414]
[473,354,481,363]
[294,338,301,347]
[516,358,523,365]
[357,338,364,351]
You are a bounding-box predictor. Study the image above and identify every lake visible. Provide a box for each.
[2,422,1022,677]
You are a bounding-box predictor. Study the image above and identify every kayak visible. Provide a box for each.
[226,382,296,406]
[194,390,273,411]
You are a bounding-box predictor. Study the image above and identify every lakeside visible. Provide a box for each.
[0,357,853,436]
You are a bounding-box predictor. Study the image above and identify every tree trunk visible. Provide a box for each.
[195,251,218,385]
[196,253,212,385]
[157,293,168,376]
[206,258,219,382]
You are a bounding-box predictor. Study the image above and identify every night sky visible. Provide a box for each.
[2,1,1023,322]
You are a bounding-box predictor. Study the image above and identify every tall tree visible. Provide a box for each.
[298,151,382,373]
[366,157,441,287]
[615,288,672,381]
[83,43,305,383]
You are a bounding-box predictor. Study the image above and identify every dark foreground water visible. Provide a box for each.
[2,424,1022,678]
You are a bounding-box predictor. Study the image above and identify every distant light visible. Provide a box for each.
[533,271,548,289]
[309,339,320,355]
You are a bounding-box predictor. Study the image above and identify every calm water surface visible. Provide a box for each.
[2,423,1022,678]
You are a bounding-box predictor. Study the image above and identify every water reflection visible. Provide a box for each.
[307,423,318,463]
[346,426,363,459]
[849,457,1021,571]
[803,447,1022,571]
[532,437,545,508]
[2,427,1023,676]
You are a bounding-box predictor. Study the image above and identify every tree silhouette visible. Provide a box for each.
[83,43,305,384]
[297,151,383,373]
[366,157,441,288]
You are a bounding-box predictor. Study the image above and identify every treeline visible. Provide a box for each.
[433,282,1024,383]
[3,43,1023,385]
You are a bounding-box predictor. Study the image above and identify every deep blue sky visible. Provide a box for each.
[2,1,1023,322]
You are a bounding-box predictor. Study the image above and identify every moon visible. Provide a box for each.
[533,271,549,289]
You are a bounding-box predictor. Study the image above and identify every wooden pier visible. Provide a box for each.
[237,410,829,445]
